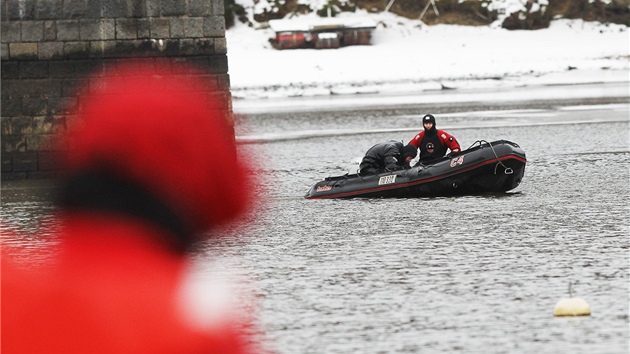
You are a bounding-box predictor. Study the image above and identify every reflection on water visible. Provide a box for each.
[2,102,629,353]
[1,179,60,265]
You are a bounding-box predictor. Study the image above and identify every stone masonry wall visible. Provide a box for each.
[1,0,232,179]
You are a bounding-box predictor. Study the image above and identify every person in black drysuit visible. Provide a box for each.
[358,141,418,176]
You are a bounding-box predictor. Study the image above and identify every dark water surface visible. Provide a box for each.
[2,96,629,353]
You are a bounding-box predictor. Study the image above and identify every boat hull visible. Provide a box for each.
[305,140,526,199]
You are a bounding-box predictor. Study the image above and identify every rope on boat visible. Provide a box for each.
[467,140,514,175]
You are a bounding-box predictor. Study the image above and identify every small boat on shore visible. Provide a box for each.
[305,140,526,199]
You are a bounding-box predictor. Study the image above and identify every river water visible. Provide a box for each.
[1,89,629,353]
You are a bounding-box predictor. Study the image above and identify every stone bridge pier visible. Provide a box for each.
[1,0,232,179]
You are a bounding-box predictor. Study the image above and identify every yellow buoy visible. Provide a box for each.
[553,297,591,316]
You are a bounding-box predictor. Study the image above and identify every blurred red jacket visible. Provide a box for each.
[2,213,252,354]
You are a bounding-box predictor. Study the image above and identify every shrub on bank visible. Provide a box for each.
[225,0,629,30]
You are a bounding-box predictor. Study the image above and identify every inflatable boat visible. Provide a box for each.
[305,140,526,199]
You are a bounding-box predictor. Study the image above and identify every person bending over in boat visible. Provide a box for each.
[358,140,418,175]
[409,114,461,163]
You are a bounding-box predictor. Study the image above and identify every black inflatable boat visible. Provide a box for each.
[305,140,526,199]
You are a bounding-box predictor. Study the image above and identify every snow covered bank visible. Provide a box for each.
[226,13,629,100]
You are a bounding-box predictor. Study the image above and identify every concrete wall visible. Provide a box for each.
[1,0,232,179]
